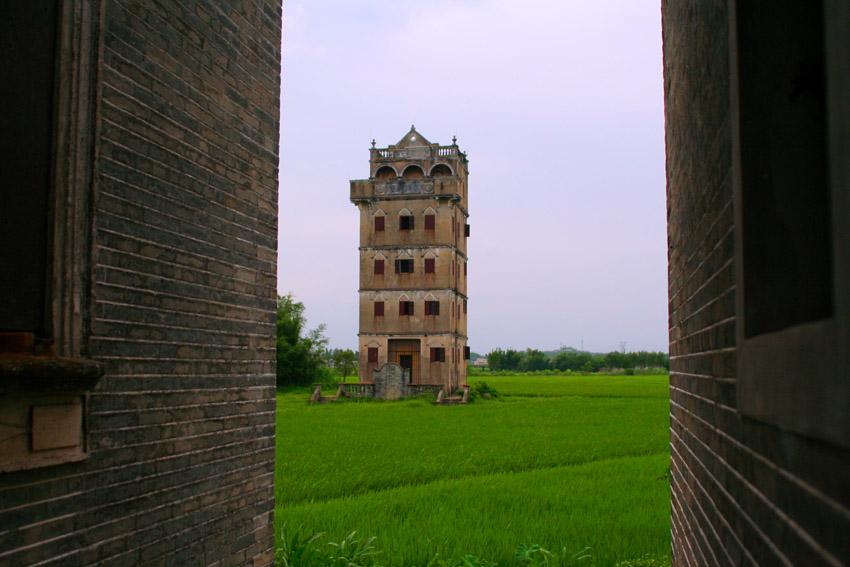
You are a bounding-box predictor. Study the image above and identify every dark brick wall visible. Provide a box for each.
[663,2,850,566]
[0,1,280,565]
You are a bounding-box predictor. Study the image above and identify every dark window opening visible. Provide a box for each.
[424,258,435,274]
[0,1,60,335]
[430,347,446,362]
[464,262,467,276]
[400,215,414,230]
[425,214,435,230]
[374,301,384,316]
[464,346,470,360]
[368,347,379,363]
[463,299,467,314]
[737,0,832,337]
[425,301,440,316]
[465,224,470,237]
[399,301,414,316]
[375,216,385,231]
[395,259,414,273]
[374,259,384,275]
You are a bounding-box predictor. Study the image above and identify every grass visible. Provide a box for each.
[275,374,671,566]
[471,374,669,399]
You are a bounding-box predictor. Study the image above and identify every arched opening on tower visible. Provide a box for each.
[430,164,453,177]
[401,165,425,180]
[375,165,396,180]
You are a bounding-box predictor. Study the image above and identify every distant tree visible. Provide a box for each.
[487,348,505,371]
[603,350,669,371]
[520,349,550,371]
[503,349,523,371]
[332,349,358,380]
[276,293,329,386]
[553,351,591,371]
[605,351,629,369]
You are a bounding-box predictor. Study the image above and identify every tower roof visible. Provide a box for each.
[395,125,431,148]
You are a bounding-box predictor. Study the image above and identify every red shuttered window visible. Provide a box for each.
[375,216,385,231]
[425,258,435,274]
[368,347,378,363]
[430,347,446,362]
[425,214,435,230]
[425,301,440,316]
[399,301,413,316]
[374,259,384,275]
[374,301,384,316]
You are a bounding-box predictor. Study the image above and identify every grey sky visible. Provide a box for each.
[278,1,668,354]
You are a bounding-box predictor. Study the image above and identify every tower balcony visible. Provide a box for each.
[350,178,463,202]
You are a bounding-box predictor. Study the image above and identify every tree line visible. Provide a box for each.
[276,292,669,386]
[485,348,669,372]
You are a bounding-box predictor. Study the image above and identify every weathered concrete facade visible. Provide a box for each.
[351,127,469,391]
[0,1,280,565]
[664,1,850,565]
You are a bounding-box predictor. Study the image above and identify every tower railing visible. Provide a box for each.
[371,145,459,162]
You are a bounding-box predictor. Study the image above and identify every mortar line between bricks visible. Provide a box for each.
[672,405,847,565]
[93,280,275,315]
[669,435,732,566]
[95,244,275,293]
[0,437,275,516]
[99,75,276,182]
[87,408,277,435]
[100,62,278,177]
[672,414,795,567]
[96,298,276,326]
[96,197,275,262]
[95,228,276,277]
[9,464,274,567]
[111,1,281,126]
[102,25,280,162]
[97,177,276,244]
[89,420,275,452]
[98,133,277,223]
[95,317,273,338]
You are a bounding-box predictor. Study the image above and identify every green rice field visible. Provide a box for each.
[275,374,671,566]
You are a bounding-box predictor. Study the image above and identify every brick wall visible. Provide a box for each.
[663,2,850,565]
[0,1,280,565]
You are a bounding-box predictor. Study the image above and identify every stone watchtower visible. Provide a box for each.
[350,126,470,392]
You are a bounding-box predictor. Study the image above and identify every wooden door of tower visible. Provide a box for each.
[388,338,420,384]
[396,352,418,383]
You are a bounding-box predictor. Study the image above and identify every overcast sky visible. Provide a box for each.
[277,1,668,354]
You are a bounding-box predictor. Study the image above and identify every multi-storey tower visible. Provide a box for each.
[350,126,469,392]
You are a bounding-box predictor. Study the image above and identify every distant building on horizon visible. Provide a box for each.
[350,126,470,392]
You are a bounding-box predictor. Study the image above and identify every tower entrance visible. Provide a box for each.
[388,339,419,383]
